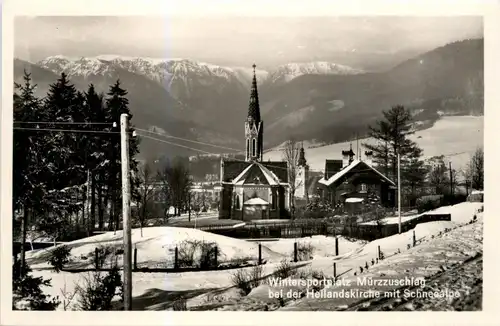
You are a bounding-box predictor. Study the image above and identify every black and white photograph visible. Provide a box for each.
[2,0,496,323]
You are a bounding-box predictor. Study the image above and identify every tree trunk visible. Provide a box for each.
[20,207,29,274]
[91,171,96,233]
[97,180,105,230]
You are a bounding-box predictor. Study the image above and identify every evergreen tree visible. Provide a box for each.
[364,105,427,206]
[401,143,429,206]
[105,80,140,230]
[13,71,50,272]
[84,84,109,231]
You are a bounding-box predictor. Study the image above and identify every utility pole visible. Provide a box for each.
[397,152,401,234]
[120,113,132,310]
[449,161,453,195]
[188,192,191,222]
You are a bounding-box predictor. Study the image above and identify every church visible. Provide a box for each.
[218,65,293,221]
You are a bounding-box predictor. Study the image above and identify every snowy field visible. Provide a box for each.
[27,202,483,311]
[264,116,483,173]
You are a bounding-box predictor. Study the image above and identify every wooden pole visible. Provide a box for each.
[121,113,132,310]
[449,161,453,196]
[258,243,262,265]
[335,236,339,256]
[397,152,401,234]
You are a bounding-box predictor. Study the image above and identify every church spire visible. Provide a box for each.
[244,64,264,162]
[298,141,307,167]
[248,64,261,122]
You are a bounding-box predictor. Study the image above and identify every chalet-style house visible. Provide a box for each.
[219,65,291,221]
[318,148,397,209]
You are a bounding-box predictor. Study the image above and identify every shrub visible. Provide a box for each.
[274,259,295,279]
[48,245,72,272]
[442,193,467,206]
[230,265,264,295]
[416,195,443,213]
[91,245,114,270]
[295,242,314,261]
[12,257,60,310]
[177,240,222,269]
[172,298,188,311]
[75,266,123,311]
[230,268,253,295]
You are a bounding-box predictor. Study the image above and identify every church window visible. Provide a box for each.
[252,138,256,157]
[271,191,277,210]
[246,139,250,159]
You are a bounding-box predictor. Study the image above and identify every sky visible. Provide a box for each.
[14,16,483,69]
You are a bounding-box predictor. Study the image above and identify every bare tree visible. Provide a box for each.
[135,162,157,236]
[282,139,303,216]
[157,158,193,217]
[466,147,484,191]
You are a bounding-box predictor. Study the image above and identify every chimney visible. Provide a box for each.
[342,150,350,168]
[364,151,373,166]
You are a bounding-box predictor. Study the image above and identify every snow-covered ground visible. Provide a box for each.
[27,202,483,311]
[264,116,483,173]
[361,201,482,225]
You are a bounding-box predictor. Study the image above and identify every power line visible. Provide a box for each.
[134,127,242,152]
[14,121,113,125]
[137,133,215,155]
[13,127,123,135]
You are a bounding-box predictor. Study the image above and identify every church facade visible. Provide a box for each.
[219,65,291,221]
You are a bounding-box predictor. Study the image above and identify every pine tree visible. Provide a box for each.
[105,80,140,230]
[401,143,428,206]
[364,105,427,206]
[13,71,49,273]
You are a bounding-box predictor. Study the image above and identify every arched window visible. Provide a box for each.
[246,139,250,159]
[252,138,256,157]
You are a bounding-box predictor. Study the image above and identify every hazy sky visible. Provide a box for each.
[15,16,483,68]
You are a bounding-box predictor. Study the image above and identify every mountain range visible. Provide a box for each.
[14,38,483,160]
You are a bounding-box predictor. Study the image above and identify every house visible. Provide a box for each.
[219,64,291,221]
[317,147,397,209]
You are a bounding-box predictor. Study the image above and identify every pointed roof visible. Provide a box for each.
[247,64,261,122]
[244,197,269,205]
[318,159,395,187]
[232,162,281,186]
[298,142,307,167]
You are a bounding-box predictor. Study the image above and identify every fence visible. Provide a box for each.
[207,220,331,239]
[334,213,452,241]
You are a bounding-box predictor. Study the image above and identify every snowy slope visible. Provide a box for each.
[264,115,484,175]
[265,61,363,85]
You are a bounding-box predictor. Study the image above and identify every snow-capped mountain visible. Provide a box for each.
[265,61,363,85]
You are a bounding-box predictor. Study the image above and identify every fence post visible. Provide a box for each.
[174,246,178,270]
[258,243,262,265]
[335,237,339,256]
[133,247,138,271]
[214,246,218,268]
[95,248,99,271]
[333,262,337,280]
[413,230,416,247]
[294,242,298,262]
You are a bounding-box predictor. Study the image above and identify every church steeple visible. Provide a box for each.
[248,64,261,123]
[298,142,307,167]
[245,64,264,162]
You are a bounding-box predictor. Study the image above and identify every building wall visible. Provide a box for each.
[219,184,291,220]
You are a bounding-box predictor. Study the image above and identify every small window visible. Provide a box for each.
[271,191,277,210]
[246,139,250,159]
[360,184,367,193]
[252,138,256,157]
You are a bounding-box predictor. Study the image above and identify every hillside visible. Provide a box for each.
[260,39,483,146]
[265,115,483,175]
[13,39,483,160]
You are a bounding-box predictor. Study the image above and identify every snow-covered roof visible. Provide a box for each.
[346,197,364,203]
[232,162,281,186]
[318,159,395,187]
[244,197,269,205]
